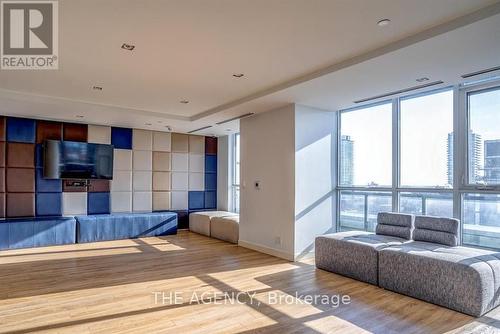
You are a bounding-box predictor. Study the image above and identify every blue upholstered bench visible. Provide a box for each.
[75,212,178,243]
[0,217,77,250]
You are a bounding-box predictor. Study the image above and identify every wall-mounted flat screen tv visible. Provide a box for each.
[43,140,114,179]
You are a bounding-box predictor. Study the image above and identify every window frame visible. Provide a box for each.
[230,133,240,213]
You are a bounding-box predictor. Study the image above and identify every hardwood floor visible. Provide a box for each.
[0,231,499,334]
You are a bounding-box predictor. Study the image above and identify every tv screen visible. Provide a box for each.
[43,140,114,179]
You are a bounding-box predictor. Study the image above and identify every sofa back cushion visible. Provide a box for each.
[413,215,459,246]
[375,212,414,240]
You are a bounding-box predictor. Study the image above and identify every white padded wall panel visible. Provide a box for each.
[111,192,132,213]
[133,150,153,171]
[171,153,188,172]
[153,131,171,152]
[189,173,204,191]
[153,171,171,191]
[171,172,188,191]
[153,152,171,171]
[188,154,204,173]
[88,125,111,144]
[133,129,152,150]
[189,135,205,154]
[113,149,132,171]
[133,171,152,191]
[171,133,189,152]
[62,193,87,216]
[111,171,133,192]
[153,191,171,211]
[171,191,188,210]
[133,192,152,212]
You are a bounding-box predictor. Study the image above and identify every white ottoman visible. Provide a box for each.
[210,215,240,244]
[189,211,236,236]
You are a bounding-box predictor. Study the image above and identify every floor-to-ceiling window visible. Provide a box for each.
[231,133,240,213]
[337,80,500,250]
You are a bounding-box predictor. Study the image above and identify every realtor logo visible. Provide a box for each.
[1,0,58,69]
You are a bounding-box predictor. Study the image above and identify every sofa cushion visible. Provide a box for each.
[315,231,407,285]
[375,212,414,240]
[211,215,239,244]
[378,241,500,317]
[413,215,459,246]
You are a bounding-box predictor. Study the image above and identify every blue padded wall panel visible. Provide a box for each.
[36,168,62,192]
[0,223,8,250]
[36,193,62,216]
[88,192,110,214]
[204,191,216,209]
[6,117,36,143]
[188,191,204,210]
[205,173,217,191]
[34,220,56,247]
[205,155,217,173]
[9,220,34,249]
[35,144,43,168]
[111,127,133,149]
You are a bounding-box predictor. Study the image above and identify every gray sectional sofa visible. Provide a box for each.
[315,212,500,317]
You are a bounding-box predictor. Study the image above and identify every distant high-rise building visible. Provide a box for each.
[447,132,482,185]
[484,140,500,184]
[340,135,354,185]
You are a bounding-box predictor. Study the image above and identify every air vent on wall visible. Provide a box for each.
[216,113,255,125]
[188,125,212,134]
[461,66,500,79]
[353,80,444,104]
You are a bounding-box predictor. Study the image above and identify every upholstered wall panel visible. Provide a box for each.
[111,127,133,149]
[189,173,204,191]
[63,123,88,142]
[204,191,217,209]
[111,191,132,213]
[0,117,5,141]
[62,180,87,192]
[205,137,217,155]
[153,131,171,152]
[88,180,110,192]
[153,152,171,171]
[0,193,5,218]
[0,142,5,167]
[36,193,62,216]
[189,154,204,173]
[62,192,87,215]
[189,136,205,154]
[88,192,110,214]
[111,171,133,192]
[7,193,35,217]
[205,155,217,173]
[88,125,111,144]
[0,168,4,193]
[172,153,188,172]
[171,133,189,152]
[189,191,204,210]
[133,171,152,191]
[113,149,132,170]
[171,191,188,210]
[153,172,171,191]
[153,191,171,211]
[7,143,34,168]
[133,191,152,212]
[133,150,152,171]
[36,121,62,143]
[6,168,35,192]
[171,172,188,191]
[6,118,36,143]
[133,129,152,150]
[36,168,62,192]
[205,173,217,191]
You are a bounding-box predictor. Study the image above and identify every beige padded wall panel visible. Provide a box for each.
[189,135,205,154]
[153,131,171,152]
[153,171,171,191]
[153,152,171,171]
[171,172,188,191]
[88,125,111,144]
[171,191,188,210]
[113,149,133,171]
[171,153,188,172]
[111,171,133,192]
[188,172,204,191]
[188,153,204,173]
[133,171,152,191]
[133,192,152,212]
[62,192,87,215]
[111,192,132,213]
[153,191,171,211]
[171,133,189,152]
[133,150,153,171]
[132,129,152,150]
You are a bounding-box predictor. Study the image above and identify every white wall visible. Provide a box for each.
[239,105,296,260]
[294,105,336,258]
[217,135,230,211]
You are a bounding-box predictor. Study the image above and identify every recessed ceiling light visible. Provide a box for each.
[377,19,391,27]
[76,115,84,118]
[180,100,189,104]
[145,123,152,126]
[157,120,163,123]
[232,73,244,78]
[121,43,135,51]
[165,126,172,131]
[416,77,430,82]
[226,129,232,132]
[92,86,103,91]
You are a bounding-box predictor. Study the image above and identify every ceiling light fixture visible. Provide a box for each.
[145,123,152,126]
[92,86,103,91]
[165,126,172,131]
[416,77,430,82]
[76,115,84,118]
[121,43,135,51]
[377,19,391,27]
[180,100,189,104]
[232,73,244,78]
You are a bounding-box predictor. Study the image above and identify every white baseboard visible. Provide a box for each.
[238,239,295,261]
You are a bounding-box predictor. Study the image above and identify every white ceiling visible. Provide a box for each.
[0,0,499,135]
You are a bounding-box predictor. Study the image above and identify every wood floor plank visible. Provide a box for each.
[0,231,499,333]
